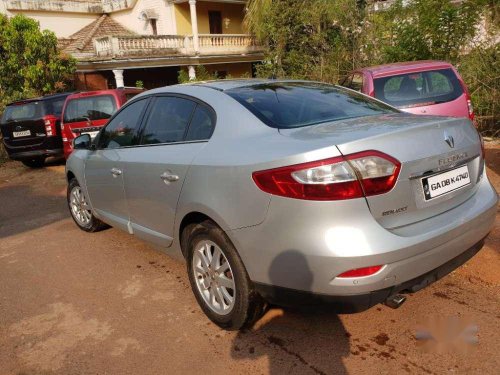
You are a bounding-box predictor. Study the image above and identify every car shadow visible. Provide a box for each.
[0,184,68,239]
[231,250,350,375]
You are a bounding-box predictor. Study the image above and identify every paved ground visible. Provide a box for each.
[0,144,499,375]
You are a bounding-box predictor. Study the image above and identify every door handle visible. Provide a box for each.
[110,167,122,177]
[160,171,179,183]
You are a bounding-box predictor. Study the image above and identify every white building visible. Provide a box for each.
[0,0,264,89]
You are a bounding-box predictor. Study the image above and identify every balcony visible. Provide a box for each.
[94,34,262,58]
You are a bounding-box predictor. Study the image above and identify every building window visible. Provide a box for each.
[150,19,158,36]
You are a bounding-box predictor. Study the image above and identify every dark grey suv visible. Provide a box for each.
[1,93,72,168]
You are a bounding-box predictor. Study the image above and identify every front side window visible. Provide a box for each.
[141,97,196,145]
[63,95,117,123]
[99,99,148,149]
[226,82,397,129]
[374,68,464,108]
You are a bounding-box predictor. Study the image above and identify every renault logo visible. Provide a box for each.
[444,133,455,148]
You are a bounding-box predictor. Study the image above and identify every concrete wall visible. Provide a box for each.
[111,0,176,35]
[7,10,99,37]
[174,2,246,35]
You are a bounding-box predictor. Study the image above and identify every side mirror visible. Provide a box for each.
[73,134,92,150]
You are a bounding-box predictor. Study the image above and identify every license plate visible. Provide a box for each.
[13,130,31,138]
[83,131,99,139]
[422,165,470,200]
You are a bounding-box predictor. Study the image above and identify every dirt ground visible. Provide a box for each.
[0,144,499,375]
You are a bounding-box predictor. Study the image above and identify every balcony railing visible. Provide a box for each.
[94,34,262,58]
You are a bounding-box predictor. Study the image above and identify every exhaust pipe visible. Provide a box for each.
[384,294,407,309]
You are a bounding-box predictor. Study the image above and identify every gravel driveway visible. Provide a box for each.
[0,144,499,375]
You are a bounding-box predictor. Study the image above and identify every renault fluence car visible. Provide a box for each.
[65,80,497,330]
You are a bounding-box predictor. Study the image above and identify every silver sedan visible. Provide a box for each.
[66,80,498,330]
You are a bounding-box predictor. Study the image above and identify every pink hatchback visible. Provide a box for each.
[341,60,474,121]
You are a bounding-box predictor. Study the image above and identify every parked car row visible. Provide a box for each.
[0,87,143,167]
[1,61,474,168]
[2,61,494,330]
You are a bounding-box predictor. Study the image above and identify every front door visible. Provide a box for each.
[84,98,149,231]
[208,11,222,34]
[120,95,216,247]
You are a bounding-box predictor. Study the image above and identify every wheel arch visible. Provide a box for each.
[67,170,76,183]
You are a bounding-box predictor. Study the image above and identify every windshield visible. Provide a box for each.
[63,95,117,123]
[373,68,464,108]
[225,82,398,129]
[2,102,42,122]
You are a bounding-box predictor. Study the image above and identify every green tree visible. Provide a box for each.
[245,0,367,82]
[0,14,76,100]
[372,0,481,63]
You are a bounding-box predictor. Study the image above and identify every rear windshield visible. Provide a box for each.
[373,68,464,108]
[225,82,397,129]
[63,95,117,123]
[2,102,43,122]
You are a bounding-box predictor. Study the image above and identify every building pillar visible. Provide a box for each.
[188,0,199,54]
[188,65,196,81]
[112,69,125,88]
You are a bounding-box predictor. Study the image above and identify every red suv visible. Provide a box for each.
[341,60,474,121]
[61,88,143,158]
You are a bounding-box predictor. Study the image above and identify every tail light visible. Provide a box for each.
[467,99,475,122]
[337,265,384,278]
[43,115,58,137]
[252,150,401,201]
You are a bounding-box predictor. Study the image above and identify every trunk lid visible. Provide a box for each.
[0,101,48,148]
[279,113,483,228]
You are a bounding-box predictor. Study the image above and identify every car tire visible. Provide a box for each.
[21,157,45,168]
[185,220,265,330]
[67,178,108,232]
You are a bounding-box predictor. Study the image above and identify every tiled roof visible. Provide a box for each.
[61,15,135,59]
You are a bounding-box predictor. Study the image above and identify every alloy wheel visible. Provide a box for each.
[70,186,92,226]
[192,240,236,315]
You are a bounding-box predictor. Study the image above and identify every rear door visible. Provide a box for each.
[373,69,468,118]
[84,98,149,231]
[119,95,215,246]
[1,101,46,149]
[63,94,117,140]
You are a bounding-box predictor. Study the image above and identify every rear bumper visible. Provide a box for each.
[255,237,485,312]
[3,138,63,160]
[228,173,498,296]
[6,148,63,160]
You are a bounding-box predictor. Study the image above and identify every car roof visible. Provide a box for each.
[6,92,73,106]
[357,60,454,78]
[66,87,144,100]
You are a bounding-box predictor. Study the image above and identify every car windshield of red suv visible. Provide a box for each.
[63,95,117,123]
[373,68,464,109]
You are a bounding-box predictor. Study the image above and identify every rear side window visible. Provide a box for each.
[226,82,397,129]
[99,99,148,149]
[3,102,42,122]
[141,97,196,145]
[125,93,140,102]
[45,97,66,116]
[374,68,464,108]
[63,95,117,123]
[185,105,215,141]
[343,73,364,92]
